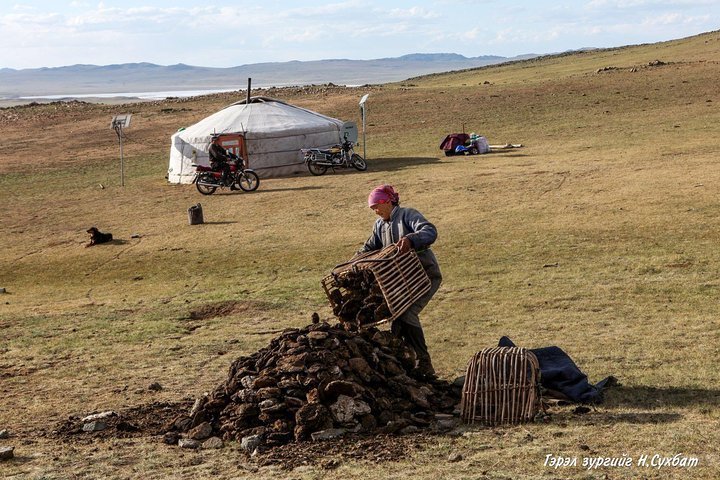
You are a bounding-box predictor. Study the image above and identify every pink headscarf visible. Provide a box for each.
[368,184,400,207]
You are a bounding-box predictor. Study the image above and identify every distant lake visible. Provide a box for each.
[17,87,244,100]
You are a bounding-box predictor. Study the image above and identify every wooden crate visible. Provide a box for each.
[322,245,431,328]
[460,347,541,426]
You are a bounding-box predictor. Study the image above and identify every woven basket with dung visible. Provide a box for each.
[460,346,542,426]
[322,244,431,329]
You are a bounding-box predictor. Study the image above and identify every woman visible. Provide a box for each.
[359,184,442,376]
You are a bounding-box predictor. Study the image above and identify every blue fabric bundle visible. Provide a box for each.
[499,336,616,403]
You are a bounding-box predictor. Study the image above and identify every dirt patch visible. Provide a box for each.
[51,400,194,441]
[255,432,431,470]
[0,365,38,378]
[188,300,267,320]
[51,398,435,469]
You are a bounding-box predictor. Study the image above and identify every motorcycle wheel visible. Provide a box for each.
[307,161,328,176]
[236,171,260,192]
[196,172,217,195]
[351,154,367,171]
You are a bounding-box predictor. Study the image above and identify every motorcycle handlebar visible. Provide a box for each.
[301,141,355,153]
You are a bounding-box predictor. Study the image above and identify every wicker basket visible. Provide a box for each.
[322,245,431,328]
[460,347,541,426]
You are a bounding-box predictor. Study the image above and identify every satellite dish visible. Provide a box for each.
[342,121,358,143]
[111,114,132,129]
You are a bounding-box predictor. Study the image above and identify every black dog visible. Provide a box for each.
[86,227,113,247]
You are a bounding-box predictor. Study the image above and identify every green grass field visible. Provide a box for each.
[1,31,719,479]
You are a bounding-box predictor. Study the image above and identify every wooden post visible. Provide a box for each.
[188,203,204,225]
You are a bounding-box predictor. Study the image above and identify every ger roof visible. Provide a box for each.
[176,96,343,140]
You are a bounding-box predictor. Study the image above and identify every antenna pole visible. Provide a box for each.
[115,124,125,187]
[362,104,367,161]
[111,114,131,187]
[358,94,369,161]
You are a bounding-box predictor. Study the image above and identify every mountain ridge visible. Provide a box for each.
[0,53,539,98]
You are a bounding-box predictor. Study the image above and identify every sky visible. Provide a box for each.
[1,1,718,69]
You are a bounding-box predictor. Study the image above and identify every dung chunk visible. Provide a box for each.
[329,269,392,327]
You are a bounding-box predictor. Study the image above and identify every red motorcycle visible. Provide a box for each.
[192,147,259,195]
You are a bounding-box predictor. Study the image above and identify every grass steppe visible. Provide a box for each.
[1,31,720,479]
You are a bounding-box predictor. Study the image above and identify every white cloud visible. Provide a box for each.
[387,7,439,19]
[12,4,35,11]
[461,27,480,40]
[641,12,710,25]
[588,0,717,8]
[1,12,64,29]
[1,1,718,69]
[281,28,326,43]
[284,1,365,17]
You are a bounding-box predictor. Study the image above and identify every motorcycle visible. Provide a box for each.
[192,150,260,195]
[302,139,367,176]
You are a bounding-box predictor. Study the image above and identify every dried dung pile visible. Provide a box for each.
[168,321,461,451]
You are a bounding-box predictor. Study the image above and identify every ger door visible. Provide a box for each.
[216,134,248,168]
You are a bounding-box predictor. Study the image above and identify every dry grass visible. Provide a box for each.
[1,31,720,479]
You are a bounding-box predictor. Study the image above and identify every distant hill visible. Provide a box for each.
[0,53,538,98]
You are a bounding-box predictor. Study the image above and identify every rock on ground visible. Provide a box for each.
[202,436,224,449]
[82,421,107,432]
[0,446,14,461]
[178,438,201,449]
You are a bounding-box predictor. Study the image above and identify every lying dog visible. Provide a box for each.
[86,227,113,247]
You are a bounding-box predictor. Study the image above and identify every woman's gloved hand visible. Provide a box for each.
[397,236,413,254]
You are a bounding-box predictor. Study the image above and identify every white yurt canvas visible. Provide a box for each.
[168,96,348,182]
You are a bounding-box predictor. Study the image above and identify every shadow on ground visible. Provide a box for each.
[367,157,441,172]
[604,385,720,409]
[249,185,324,193]
[576,411,683,425]
[493,153,530,159]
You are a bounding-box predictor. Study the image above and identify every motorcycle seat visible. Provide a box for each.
[318,147,340,155]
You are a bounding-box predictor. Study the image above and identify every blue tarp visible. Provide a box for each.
[499,336,616,404]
